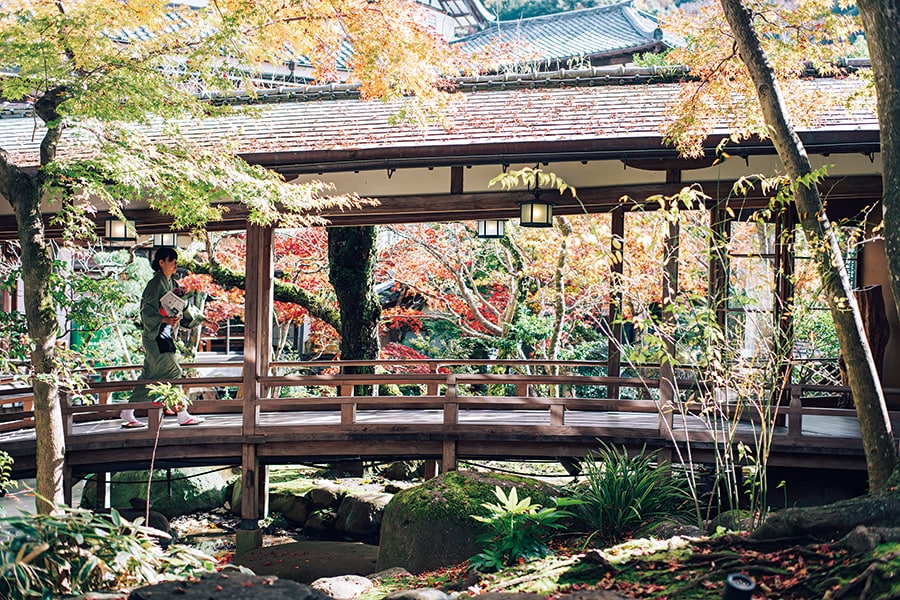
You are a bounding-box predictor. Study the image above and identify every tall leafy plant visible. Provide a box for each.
[469,486,575,572]
[567,442,693,546]
[0,451,13,512]
[0,504,214,599]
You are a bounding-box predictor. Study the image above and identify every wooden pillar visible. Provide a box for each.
[242,223,274,436]
[657,170,680,458]
[775,209,795,405]
[442,441,457,473]
[94,472,111,509]
[709,201,729,331]
[450,166,464,195]
[608,207,625,398]
[238,223,273,553]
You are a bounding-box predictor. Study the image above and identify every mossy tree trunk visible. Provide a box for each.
[328,226,381,381]
[858,0,900,487]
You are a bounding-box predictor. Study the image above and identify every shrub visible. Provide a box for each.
[0,451,12,491]
[469,486,575,572]
[0,504,214,599]
[567,442,693,546]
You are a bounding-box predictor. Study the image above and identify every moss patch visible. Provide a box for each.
[390,470,561,524]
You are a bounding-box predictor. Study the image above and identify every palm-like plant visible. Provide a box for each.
[470,486,576,572]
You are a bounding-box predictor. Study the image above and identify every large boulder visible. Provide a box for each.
[235,540,379,583]
[376,470,561,574]
[81,467,239,518]
[336,491,393,543]
[270,492,311,524]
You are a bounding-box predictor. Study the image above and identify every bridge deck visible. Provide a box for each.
[1,360,894,481]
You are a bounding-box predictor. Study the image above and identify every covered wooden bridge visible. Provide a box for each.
[0,358,893,486]
[0,66,893,544]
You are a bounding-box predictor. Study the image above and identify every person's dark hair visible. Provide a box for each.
[151,246,179,272]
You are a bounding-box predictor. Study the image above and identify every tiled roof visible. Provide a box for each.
[0,67,878,174]
[453,1,668,67]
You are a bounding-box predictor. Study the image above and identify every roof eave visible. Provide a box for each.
[243,130,881,176]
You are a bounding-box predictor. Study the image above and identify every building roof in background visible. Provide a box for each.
[103,0,495,87]
[432,0,496,34]
[453,1,669,68]
[0,67,877,176]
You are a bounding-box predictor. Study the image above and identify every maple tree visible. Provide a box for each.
[378,206,709,368]
[0,0,459,512]
[661,0,897,491]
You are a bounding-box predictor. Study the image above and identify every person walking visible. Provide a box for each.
[120,246,218,428]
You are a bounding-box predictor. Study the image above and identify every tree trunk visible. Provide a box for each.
[0,93,71,512]
[858,0,900,487]
[721,0,897,490]
[328,226,381,373]
[10,168,66,512]
[753,490,900,541]
[858,1,900,330]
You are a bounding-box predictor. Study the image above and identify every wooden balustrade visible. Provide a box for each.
[1,360,897,479]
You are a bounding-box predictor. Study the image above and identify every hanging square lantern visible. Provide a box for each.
[152,233,179,247]
[518,201,554,227]
[104,218,137,243]
[518,171,555,227]
[477,219,506,238]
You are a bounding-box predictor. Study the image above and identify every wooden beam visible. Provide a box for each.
[0,176,882,239]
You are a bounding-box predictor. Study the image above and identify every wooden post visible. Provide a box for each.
[63,464,73,506]
[237,223,273,554]
[242,223,274,436]
[258,464,269,519]
[236,443,263,555]
[788,385,803,437]
[442,440,457,473]
[341,401,357,425]
[657,170,680,457]
[444,377,458,426]
[550,403,565,426]
[94,472,111,509]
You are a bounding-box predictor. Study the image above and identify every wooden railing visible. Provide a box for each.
[1,360,896,476]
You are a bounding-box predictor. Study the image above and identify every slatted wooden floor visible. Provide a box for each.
[1,405,889,481]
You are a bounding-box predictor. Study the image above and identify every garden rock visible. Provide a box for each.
[639,520,702,539]
[128,571,333,600]
[82,467,237,518]
[378,461,423,481]
[270,491,311,524]
[234,540,379,583]
[305,507,338,534]
[376,470,560,574]
[310,574,374,599]
[382,588,451,600]
[336,491,392,542]
[309,481,345,508]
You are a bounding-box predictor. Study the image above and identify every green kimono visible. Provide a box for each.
[129,271,204,404]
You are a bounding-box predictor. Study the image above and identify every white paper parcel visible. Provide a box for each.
[160,290,187,318]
